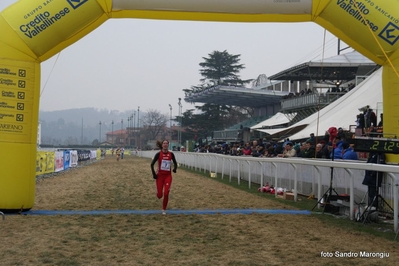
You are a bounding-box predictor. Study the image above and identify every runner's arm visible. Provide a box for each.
[150,152,160,177]
[171,152,177,173]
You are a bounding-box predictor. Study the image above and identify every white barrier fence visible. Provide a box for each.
[139,150,399,233]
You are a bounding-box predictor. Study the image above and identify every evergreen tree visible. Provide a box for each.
[199,50,251,87]
[182,50,252,141]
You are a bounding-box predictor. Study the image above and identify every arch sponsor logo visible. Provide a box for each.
[19,0,89,39]
[0,68,17,76]
[2,91,15,98]
[379,22,399,45]
[0,123,23,132]
[335,0,399,46]
[67,0,88,10]
[0,78,16,86]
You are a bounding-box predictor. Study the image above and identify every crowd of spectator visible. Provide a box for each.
[356,105,383,137]
[282,84,355,100]
[282,88,314,99]
[194,102,384,161]
[193,126,360,160]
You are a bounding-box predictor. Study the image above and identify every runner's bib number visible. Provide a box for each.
[160,160,171,171]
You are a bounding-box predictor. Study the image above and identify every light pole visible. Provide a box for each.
[130,114,133,146]
[137,106,140,148]
[133,111,136,147]
[127,117,130,145]
[99,121,102,144]
[178,98,182,146]
[81,118,83,145]
[120,119,123,145]
[169,104,172,141]
[111,120,114,145]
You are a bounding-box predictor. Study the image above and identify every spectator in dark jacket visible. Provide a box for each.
[315,143,324,158]
[301,141,315,158]
[321,141,331,159]
[337,127,345,140]
[362,153,385,208]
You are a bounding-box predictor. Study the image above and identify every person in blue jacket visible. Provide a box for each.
[331,137,344,159]
[341,142,358,160]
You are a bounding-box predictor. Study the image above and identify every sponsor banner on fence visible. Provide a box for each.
[70,150,78,167]
[35,152,42,175]
[35,149,104,176]
[36,151,55,175]
[63,150,70,170]
[90,150,97,160]
[78,150,91,161]
[54,150,64,172]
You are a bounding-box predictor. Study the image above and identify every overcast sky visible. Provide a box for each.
[1,0,343,116]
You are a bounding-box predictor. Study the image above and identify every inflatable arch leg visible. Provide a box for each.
[0,0,110,212]
[382,59,399,162]
[0,60,40,212]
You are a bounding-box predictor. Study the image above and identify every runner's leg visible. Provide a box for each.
[162,175,172,210]
[156,175,164,199]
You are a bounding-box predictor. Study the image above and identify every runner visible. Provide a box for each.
[150,140,177,214]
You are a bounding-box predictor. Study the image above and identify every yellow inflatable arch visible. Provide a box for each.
[0,0,398,211]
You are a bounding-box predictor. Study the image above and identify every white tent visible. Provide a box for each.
[250,112,294,129]
[259,67,383,140]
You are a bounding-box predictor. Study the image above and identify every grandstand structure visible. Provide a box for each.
[184,50,379,143]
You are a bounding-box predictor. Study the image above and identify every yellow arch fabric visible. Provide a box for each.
[0,0,398,211]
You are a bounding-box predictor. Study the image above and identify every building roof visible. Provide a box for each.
[184,85,287,108]
[184,51,378,109]
[268,50,378,81]
[106,129,126,135]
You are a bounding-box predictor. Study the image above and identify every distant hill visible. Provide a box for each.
[39,108,140,145]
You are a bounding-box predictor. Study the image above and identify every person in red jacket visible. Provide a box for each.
[150,140,178,214]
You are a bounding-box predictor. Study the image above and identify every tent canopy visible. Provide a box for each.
[268,50,377,82]
[251,112,295,129]
[262,67,383,141]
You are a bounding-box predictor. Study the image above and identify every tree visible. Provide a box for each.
[141,109,168,142]
[199,50,251,87]
[182,50,252,140]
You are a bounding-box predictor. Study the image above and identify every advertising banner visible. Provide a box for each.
[0,59,37,143]
[36,150,55,175]
[96,149,102,160]
[64,150,70,170]
[44,151,55,174]
[35,151,43,175]
[91,149,97,160]
[317,0,399,64]
[1,0,106,58]
[54,150,64,172]
[70,150,78,167]
[78,149,91,162]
